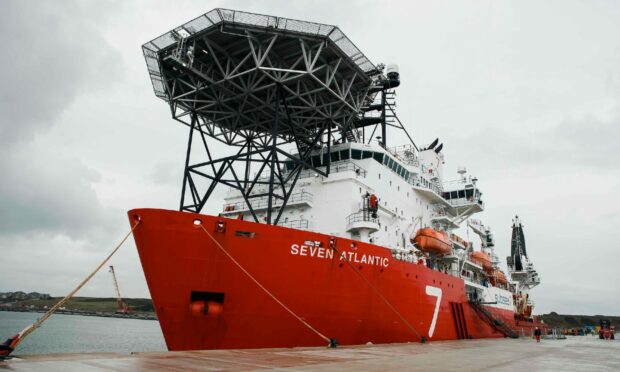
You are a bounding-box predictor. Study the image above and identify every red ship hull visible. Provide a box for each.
[129,208,542,350]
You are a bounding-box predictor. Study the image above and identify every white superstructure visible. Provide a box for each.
[221,141,481,247]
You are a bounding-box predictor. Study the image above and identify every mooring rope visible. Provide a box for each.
[9,220,141,352]
[329,242,423,341]
[198,223,333,346]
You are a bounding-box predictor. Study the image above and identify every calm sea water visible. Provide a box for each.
[0,311,166,355]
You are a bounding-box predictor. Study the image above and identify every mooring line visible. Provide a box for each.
[199,223,334,346]
[329,241,424,341]
[1,220,141,357]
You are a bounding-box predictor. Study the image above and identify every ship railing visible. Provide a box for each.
[411,175,443,195]
[222,191,313,212]
[346,210,380,225]
[430,204,449,216]
[277,218,309,229]
[386,144,420,167]
[288,161,367,179]
[445,197,485,209]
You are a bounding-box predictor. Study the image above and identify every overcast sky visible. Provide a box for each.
[1,0,619,316]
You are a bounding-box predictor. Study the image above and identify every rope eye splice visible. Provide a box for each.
[0,219,141,359]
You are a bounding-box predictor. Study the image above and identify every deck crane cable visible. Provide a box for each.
[329,240,424,342]
[198,224,335,347]
[0,220,140,358]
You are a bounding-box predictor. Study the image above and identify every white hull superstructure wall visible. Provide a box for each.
[221,142,468,251]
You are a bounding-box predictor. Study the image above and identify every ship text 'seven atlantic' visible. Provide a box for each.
[290,243,389,267]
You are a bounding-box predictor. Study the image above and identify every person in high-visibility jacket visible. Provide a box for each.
[369,193,378,218]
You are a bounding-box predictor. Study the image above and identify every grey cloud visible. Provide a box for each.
[149,160,182,185]
[0,145,108,237]
[0,0,121,147]
[446,104,620,173]
[0,1,122,237]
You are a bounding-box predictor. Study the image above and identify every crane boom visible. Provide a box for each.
[109,265,130,314]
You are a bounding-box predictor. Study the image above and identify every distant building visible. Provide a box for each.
[0,291,52,302]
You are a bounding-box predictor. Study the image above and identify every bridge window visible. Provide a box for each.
[362,151,373,159]
[339,149,350,160]
[373,152,383,163]
[351,149,362,159]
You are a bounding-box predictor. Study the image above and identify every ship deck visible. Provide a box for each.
[2,336,618,371]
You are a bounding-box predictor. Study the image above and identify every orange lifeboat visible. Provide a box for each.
[412,228,451,256]
[469,251,493,270]
[490,269,508,285]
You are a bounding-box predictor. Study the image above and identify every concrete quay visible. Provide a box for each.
[2,336,618,371]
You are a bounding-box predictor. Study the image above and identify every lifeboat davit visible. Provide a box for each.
[469,251,493,270]
[412,228,451,256]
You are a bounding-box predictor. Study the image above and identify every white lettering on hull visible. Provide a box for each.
[290,244,388,268]
[425,285,442,338]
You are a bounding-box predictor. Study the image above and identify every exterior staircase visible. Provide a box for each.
[469,301,519,339]
[342,127,358,142]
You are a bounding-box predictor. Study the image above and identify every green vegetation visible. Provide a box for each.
[6,297,154,314]
[539,312,619,328]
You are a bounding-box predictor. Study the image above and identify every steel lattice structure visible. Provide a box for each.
[142,9,382,223]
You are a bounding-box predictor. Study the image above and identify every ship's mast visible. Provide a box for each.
[506,216,540,292]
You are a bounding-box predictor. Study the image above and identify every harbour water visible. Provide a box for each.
[0,311,166,355]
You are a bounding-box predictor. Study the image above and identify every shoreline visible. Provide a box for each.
[0,308,157,321]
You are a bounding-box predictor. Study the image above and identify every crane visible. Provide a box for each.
[109,265,131,314]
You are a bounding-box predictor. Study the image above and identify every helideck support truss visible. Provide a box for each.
[180,86,336,224]
[142,9,381,223]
